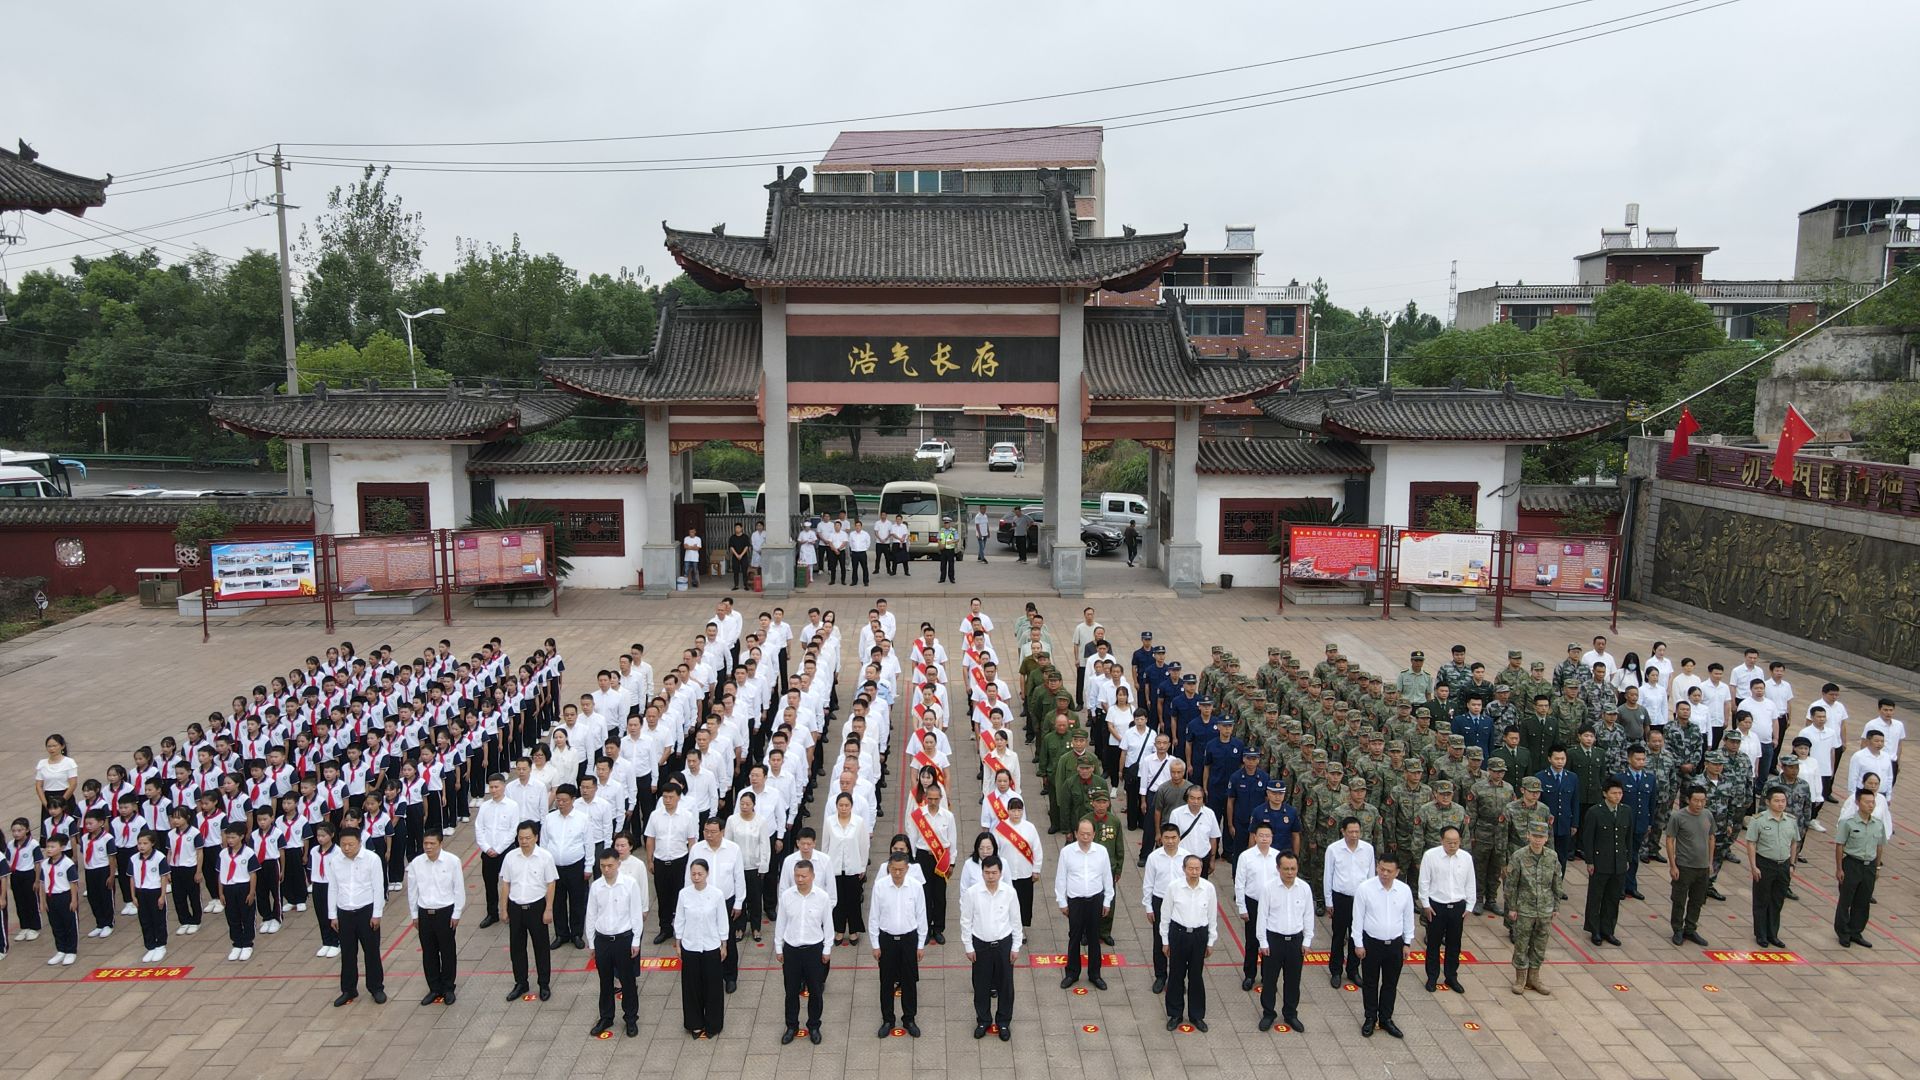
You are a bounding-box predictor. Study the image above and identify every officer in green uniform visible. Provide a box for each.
[1037,711,1074,802]
[1566,724,1610,827]
[1084,787,1126,942]
[1396,650,1435,704]
[1493,724,1536,782]
[1052,730,1107,832]
[1504,821,1558,996]
[1060,755,1107,833]
[1469,758,1515,914]
[1414,780,1469,855]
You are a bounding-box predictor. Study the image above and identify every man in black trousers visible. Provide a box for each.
[1580,778,1635,947]
[869,853,929,1038]
[961,856,1022,1040]
[1352,854,1414,1039]
[776,860,834,1044]
[585,852,644,1038]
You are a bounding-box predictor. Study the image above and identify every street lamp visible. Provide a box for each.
[396,307,446,388]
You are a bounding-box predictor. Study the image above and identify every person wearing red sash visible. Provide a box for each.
[908,787,957,944]
[995,797,1043,926]
[981,769,1019,829]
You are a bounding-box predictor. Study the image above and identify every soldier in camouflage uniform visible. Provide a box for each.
[1550,682,1589,750]
[1469,758,1516,914]
[1414,780,1470,855]
[1437,644,1474,701]
[1594,706,1631,775]
[1333,777,1383,850]
[1579,662,1614,722]
[1256,647,1287,696]
[1312,643,1341,685]
[1356,731,1395,799]
[1702,751,1749,898]
[1494,650,1529,696]
[1551,643,1584,692]
[1383,757,1432,865]
[1485,684,1521,742]
[1643,727,1680,861]
[1504,821,1558,996]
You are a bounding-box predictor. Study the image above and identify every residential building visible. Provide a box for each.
[812,126,1105,236]
[1456,207,1870,340]
[1794,197,1920,283]
[1097,224,1313,364]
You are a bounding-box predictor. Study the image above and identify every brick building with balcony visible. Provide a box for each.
[1457,209,1872,340]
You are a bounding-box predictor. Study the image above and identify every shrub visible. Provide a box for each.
[172,505,237,548]
[1422,495,1479,532]
[365,499,415,535]
[801,453,933,488]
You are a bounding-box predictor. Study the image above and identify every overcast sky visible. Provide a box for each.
[10,0,1915,320]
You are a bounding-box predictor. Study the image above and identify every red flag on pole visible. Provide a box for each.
[1669,407,1700,460]
[1770,404,1817,484]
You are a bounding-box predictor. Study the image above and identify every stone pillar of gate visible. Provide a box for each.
[1163,405,1202,597]
[641,404,678,596]
[758,292,794,597]
[1049,289,1086,597]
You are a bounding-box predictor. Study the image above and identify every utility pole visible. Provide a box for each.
[1381,319,1392,384]
[262,146,306,498]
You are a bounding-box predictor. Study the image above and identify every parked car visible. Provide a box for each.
[1093,491,1149,527]
[986,442,1022,471]
[914,439,956,472]
[995,506,1123,556]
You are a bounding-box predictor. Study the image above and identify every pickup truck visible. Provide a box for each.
[1092,491,1149,527]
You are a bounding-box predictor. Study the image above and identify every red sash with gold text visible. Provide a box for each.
[911,805,951,876]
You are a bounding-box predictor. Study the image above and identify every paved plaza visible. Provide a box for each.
[0,581,1914,1080]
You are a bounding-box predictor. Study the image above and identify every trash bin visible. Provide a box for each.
[1219,573,1235,590]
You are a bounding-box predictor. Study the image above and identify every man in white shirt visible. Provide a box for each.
[327,827,387,1007]
[1140,823,1184,994]
[1256,850,1315,1033]
[869,852,929,1038]
[1233,822,1282,992]
[1416,826,1476,993]
[472,774,520,929]
[1699,665,1735,741]
[499,821,557,1000]
[541,785,592,949]
[584,850,646,1038]
[1351,854,1416,1039]
[971,506,993,564]
[1166,784,1221,874]
[1729,649,1766,704]
[1054,818,1116,990]
[1160,853,1220,1031]
[405,832,466,1006]
[775,860,834,1044]
[908,787,958,944]
[1864,698,1906,787]
[1794,707,1842,810]
[644,784,701,944]
[1579,636,1617,680]
[1740,678,1780,779]
[1849,729,1895,797]
[1322,818,1375,988]
[503,758,548,825]
[960,854,1023,1039]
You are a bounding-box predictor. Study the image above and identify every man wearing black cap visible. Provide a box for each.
[1131,631,1155,693]
[1225,748,1271,865]
[1199,714,1247,837]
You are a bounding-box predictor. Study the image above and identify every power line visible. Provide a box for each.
[11,206,249,257]
[276,0,1730,177]
[113,166,268,197]
[5,213,273,272]
[283,0,1606,151]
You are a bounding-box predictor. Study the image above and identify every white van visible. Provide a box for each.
[1094,491,1149,527]
[0,465,63,498]
[678,479,746,515]
[878,480,965,555]
[752,482,858,522]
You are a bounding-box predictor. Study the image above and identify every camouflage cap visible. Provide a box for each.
[1433,721,1453,734]
[1432,780,1454,794]
[1347,777,1369,791]
[1268,646,1282,656]
[1465,746,1484,761]
[1309,749,1328,762]
[1527,821,1550,838]
[1778,753,1801,767]
[1324,642,1339,652]
[1211,644,1225,655]
[1705,750,1728,765]
[1415,707,1433,719]
[1508,649,1524,659]
[1386,740,1406,753]
[1530,661,1547,671]
[1404,760,1425,774]
[1494,683,1513,693]
[1566,642,1581,651]
[1487,756,1509,771]
[1520,776,1542,791]
[1325,761,1345,775]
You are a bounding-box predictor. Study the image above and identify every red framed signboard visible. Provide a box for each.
[452,528,548,587]
[1286,525,1381,582]
[333,534,437,594]
[1508,536,1611,594]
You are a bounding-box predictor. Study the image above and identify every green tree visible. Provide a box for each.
[291,330,450,391]
[1852,267,1920,325]
[1579,284,1727,406]
[1853,384,1920,463]
[296,165,425,348]
[808,404,917,459]
[1422,495,1479,532]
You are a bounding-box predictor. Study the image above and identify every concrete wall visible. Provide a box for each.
[1624,436,1920,690]
[493,474,644,590]
[1195,473,1348,588]
[1366,442,1514,529]
[1753,325,1919,439]
[324,441,464,535]
[1795,208,1890,283]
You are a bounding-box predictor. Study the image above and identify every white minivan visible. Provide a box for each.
[679,479,747,514]
[878,480,965,555]
[0,465,63,498]
[752,482,858,523]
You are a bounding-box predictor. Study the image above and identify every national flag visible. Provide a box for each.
[1770,404,1817,484]
[1669,406,1700,460]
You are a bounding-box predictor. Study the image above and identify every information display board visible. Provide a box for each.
[209,540,318,599]
[334,534,437,594]
[1393,531,1495,589]
[1508,536,1612,594]
[1286,525,1382,582]
[452,528,547,586]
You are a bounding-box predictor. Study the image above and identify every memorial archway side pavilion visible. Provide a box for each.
[542,168,1295,597]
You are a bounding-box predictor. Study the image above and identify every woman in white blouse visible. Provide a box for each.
[821,791,870,946]
[35,734,79,821]
[547,728,584,789]
[957,831,1000,894]
[725,790,771,941]
[527,745,562,802]
[1840,772,1895,837]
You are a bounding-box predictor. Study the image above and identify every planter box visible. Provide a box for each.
[1282,582,1371,606]
[351,591,436,616]
[473,586,557,609]
[1528,593,1611,613]
[176,594,263,618]
[1401,587,1480,612]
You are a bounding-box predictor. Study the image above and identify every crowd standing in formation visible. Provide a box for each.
[6,607,1904,1041]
